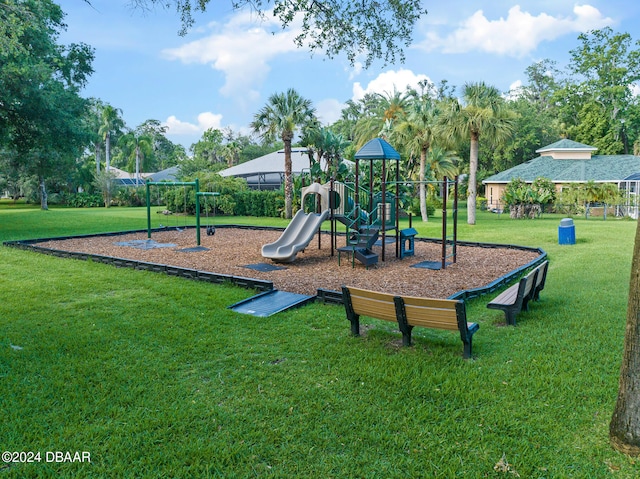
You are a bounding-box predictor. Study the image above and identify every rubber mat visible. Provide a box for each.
[243,263,286,272]
[411,260,451,270]
[228,290,314,317]
[176,246,210,252]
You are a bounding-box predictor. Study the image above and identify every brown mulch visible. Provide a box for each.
[34,228,539,298]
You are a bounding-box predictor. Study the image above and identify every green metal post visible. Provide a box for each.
[146,180,151,239]
[195,178,201,246]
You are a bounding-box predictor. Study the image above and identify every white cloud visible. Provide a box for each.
[161,10,303,97]
[505,79,524,100]
[316,98,346,125]
[163,112,224,135]
[416,4,614,57]
[352,69,433,102]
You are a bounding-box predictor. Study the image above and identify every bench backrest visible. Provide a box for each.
[346,286,397,322]
[344,286,462,330]
[534,260,548,290]
[522,269,537,298]
[398,295,462,331]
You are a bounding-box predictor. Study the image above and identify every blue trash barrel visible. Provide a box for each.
[558,218,576,245]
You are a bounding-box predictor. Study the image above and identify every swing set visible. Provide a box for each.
[145,178,219,246]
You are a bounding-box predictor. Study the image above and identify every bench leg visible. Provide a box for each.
[463,338,472,359]
[400,327,413,347]
[350,315,360,336]
[505,310,517,326]
[394,296,413,346]
[342,286,361,336]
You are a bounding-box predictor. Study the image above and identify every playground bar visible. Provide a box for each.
[442,177,448,269]
[145,179,201,245]
[195,191,220,246]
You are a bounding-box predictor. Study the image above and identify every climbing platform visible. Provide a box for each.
[228,290,315,317]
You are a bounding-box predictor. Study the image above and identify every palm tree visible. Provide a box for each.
[222,141,241,168]
[117,132,153,184]
[440,82,516,224]
[86,98,105,175]
[251,88,316,219]
[301,125,349,179]
[98,104,124,172]
[354,88,410,147]
[393,97,440,221]
[427,146,459,180]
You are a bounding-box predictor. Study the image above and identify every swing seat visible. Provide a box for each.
[206,225,216,236]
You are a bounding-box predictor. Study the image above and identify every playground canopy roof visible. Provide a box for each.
[354,138,401,160]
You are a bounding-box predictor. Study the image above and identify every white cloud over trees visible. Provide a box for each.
[417,4,614,57]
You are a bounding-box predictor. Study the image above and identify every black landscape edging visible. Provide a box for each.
[3,225,546,302]
[3,228,273,293]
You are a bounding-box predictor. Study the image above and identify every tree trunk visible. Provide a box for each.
[467,132,479,225]
[39,176,48,211]
[105,132,111,171]
[95,142,101,175]
[135,145,140,185]
[105,133,111,206]
[283,137,293,219]
[419,148,428,222]
[610,217,640,456]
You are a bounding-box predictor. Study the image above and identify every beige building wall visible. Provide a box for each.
[485,183,507,211]
[542,150,592,160]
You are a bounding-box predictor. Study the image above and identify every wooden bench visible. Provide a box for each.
[341,286,479,359]
[486,260,548,326]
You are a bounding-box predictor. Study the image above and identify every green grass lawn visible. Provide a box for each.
[1,204,638,477]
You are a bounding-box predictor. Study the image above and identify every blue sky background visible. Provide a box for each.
[56,1,640,150]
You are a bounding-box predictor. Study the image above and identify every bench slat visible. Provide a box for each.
[487,284,519,306]
[402,305,459,331]
[349,294,397,322]
[487,268,539,326]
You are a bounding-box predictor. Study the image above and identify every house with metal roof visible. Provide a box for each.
[218,148,353,190]
[218,148,313,190]
[482,139,640,214]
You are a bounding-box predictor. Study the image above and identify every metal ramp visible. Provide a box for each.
[228,290,315,317]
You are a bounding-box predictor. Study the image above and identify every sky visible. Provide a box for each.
[56,0,640,150]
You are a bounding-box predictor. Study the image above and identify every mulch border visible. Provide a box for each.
[3,224,547,305]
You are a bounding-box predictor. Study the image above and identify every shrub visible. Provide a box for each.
[502,177,554,219]
[58,192,104,208]
[114,188,147,207]
[164,185,285,218]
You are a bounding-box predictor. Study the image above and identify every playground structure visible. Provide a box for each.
[262,138,459,269]
[145,178,219,247]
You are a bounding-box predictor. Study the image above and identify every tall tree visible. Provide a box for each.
[393,97,441,222]
[190,128,225,166]
[301,125,349,179]
[426,146,459,181]
[126,0,426,67]
[440,82,516,225]
[354,88,410,147]
[0,0,94,209]
[86,98,106,175]
[98,104,124,171]
[251,88,316,219]
[117,131,154,183]
[610,217,640,457]
[221,141,241,168]
[559,28,640,153]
